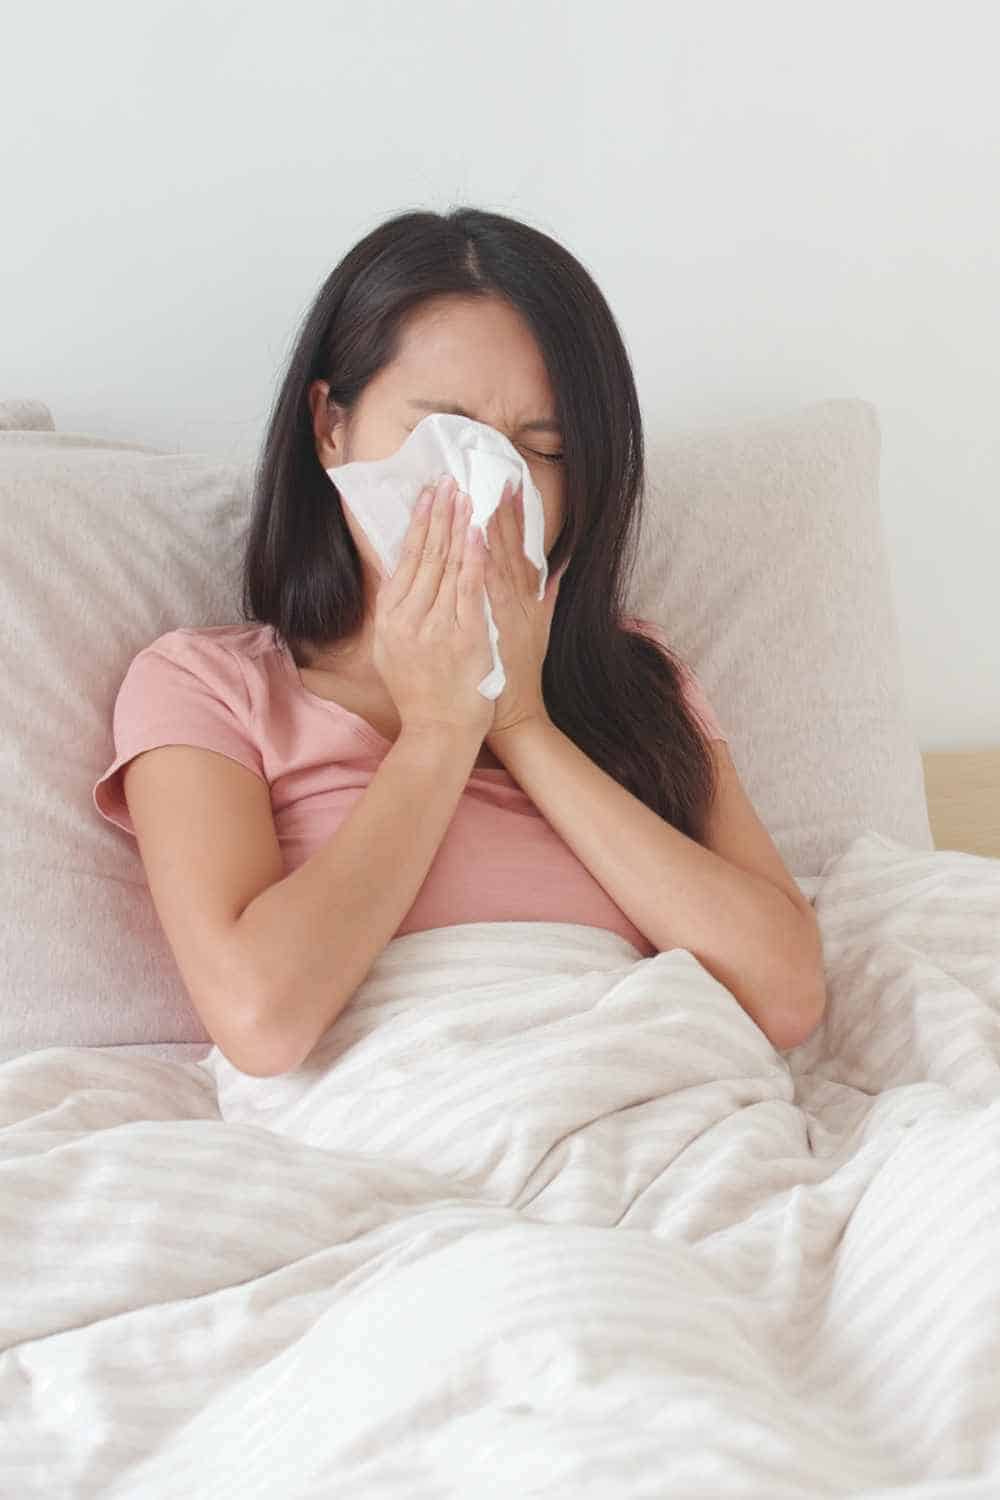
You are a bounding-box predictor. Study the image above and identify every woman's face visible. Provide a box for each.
[309,294,567,619]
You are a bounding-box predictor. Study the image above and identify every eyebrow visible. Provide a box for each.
[406,399,562,435]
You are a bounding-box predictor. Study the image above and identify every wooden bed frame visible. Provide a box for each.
[921,749,1000,860]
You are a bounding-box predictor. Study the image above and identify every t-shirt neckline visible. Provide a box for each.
[274,633,389,749]
[273,632,512,778]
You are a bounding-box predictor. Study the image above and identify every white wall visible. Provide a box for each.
[3,0,997,749]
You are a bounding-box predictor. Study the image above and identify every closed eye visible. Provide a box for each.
[404,425,564,465]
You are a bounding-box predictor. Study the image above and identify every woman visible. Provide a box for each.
[94,206,825,1076]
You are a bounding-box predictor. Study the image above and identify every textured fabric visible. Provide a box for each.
[0,397,54,430]
[1,832,999,1496]
[0,398,932,1056]
[93,622,726,961]
[629,398,932,874]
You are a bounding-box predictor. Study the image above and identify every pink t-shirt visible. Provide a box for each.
[93,618,726,960]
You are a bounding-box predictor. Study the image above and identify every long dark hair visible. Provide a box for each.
[241,207,718,843]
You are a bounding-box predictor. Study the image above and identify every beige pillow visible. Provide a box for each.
[0,397,932,1058]
[623,396,931,882]
[0,397,55,431]
[1,426,250,1058]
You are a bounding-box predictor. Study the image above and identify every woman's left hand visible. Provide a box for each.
[482,479,568,752]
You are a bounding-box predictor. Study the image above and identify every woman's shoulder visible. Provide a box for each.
[620,613,676,657]
[620,615,726,741]
[131,622,274,675]
[115,624,278,717]
[148,621,274,658]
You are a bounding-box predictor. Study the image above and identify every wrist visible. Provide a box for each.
[487,711,555,757]
[398,720,485,757]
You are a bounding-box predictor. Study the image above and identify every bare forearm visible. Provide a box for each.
[234,725,482,1073]
[493,719,823,1050]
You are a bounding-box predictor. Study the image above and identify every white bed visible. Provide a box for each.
[2,396,998,1498]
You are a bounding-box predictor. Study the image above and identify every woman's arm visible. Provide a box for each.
[489,718,826,1052]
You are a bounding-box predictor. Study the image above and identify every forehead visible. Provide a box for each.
[384,295,554,410]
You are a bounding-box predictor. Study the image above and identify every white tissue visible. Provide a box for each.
[327,412,548,700]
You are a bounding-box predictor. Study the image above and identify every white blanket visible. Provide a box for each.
[3,830,999,1498]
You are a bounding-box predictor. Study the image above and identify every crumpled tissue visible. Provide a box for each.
[327,412,548,699]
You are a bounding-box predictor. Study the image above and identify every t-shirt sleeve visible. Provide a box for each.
[624,616,728,742]
[93,629,266,838]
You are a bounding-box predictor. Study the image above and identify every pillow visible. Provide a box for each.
[1,426,251,1058]
[622,396,932,882]
[0,397,931,1058]
[0,397,55,431]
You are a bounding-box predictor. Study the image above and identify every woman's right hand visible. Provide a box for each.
[373,474,496,740]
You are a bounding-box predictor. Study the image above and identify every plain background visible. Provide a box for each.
[2,0,997,750]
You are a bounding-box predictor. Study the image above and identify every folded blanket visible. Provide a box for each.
[2,831,999,1498]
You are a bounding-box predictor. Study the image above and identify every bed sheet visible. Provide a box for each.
[2,830,999,1498]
